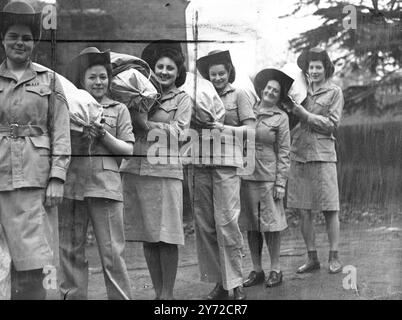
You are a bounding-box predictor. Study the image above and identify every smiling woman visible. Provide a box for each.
[58,46,135,300]
[0,0,70,300]
[120,40,193,300]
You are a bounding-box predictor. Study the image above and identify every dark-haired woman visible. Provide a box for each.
[58,47,135,300]
[287,47,344,274]
[120,41,192,300]
[193,50,255,300]
[240,69,291,288]
[0,1,71,299]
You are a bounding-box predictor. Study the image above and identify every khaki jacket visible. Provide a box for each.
[291,81,344,163]
[0,61,71,191]
[242,105,290,187]
[64,97,135,201]
[120,88,192,180]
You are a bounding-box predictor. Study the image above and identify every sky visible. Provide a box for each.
[185,0,322,77]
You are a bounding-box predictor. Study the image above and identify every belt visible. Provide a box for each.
[0,124,46,138]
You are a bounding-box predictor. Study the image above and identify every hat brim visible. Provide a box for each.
[297,49,335,78]
[253,68,294,100]
[69,50,111,88]
[0,12,42,41]
[196,50,236,83]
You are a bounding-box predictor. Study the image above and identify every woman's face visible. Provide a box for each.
[83,65,109,101]
[308,60,326,84]
[262,80,281,106]
[2,24,34,64]
[155,56,178,90]
[208,64,229,90]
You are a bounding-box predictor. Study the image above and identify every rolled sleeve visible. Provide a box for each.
[275,114,290,187]
[236,88,256,122]
[117,103,136,143]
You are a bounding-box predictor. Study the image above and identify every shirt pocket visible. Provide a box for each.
[224,103,239,125]
[103,115,118,137]
[25,136,51,181]
[315,132,336,154]
[314,95,332,115]
[24,85,52,118]
[29,135,51,150]
[150,102,177,123]
[102,156,119,172]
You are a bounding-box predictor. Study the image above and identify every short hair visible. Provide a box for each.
[151,48,187,87]
[301,51,334,79]
[207,62,236,84]
[79,64,113,90]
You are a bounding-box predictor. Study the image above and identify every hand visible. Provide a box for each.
[88,121,107,139]
[273,185,285,201]
[204,121,224,131]
[282,96,296,112]
[45,178,64,207]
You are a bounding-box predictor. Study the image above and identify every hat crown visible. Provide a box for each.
[208,50,223,56]
[79,47,103,55]
[3,1,36,14]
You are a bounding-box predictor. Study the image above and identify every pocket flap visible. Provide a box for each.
[159,101,178,113]
[30,136,50,149]
[225,103,237,111]
[25,85,52,96]
[316,133,336,140]
[102,156,119,172]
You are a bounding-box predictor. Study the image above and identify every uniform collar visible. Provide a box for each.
[218,83,235,97]
[0,60,47,83]
[101,96,120,108]
[308,80,333,96]
[160,87,184,102]
[256,102,283,117]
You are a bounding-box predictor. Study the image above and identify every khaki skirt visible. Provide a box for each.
[240,180,288,232]
[287,161,340,211]
[122,174,184,245]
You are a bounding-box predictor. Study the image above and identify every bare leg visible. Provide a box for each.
[143,242,163,299]
[296,210,320,273]
[247,231,263,272]
[159,242,178,300]
[300,209,316,251]
[323,211,340,251]
[264,231,281,271]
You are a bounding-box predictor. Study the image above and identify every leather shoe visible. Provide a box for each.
[243,270,265,287]
[328,259,342,274]
[296,259,320,274]
[265,271,283,287]
[233,286,246,300]
[206,283,228,300]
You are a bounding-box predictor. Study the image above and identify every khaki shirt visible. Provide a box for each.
[242,104,290,187]
[192,84,256,168]
[291,81,344,163]
[120,88,192,180]
[0,61,70,191]
[63,97,135,201]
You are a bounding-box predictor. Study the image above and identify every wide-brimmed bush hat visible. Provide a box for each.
[196,50,236,83]
[69,47,111,88]
[141,40,186,87]
[297,47,335,78]
[253,68,294,102]
[0,0,42,42]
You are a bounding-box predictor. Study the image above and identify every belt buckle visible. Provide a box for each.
[9,124,19,138]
